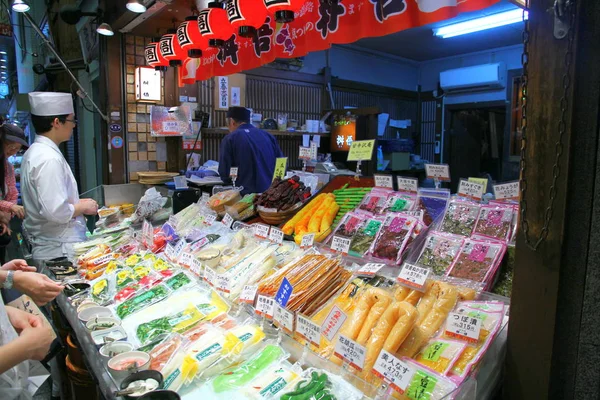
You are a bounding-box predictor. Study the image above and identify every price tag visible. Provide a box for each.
[357,263,385,277]
[204,213,217,226]
[92,254,113,266]
[229,167,238,178]
[164,244,176,261]
[320,305,347,341]
[273,304,295,334]
[347,140,376,161]
[493,180,520,201]
[179,252,194,267]
[204,266,217,287]
[444,312,482,344]
[255,295,275,319]
[268,227,284,244]
[469,177,488,189]
[142,220,153,245]
[190,258,203,277]
[173,239,187,259]
[190,237,210,252]
[310,141,318,159]
[273,157,288,181]
[201,192,210,203]
[397,176,419,193]
[239,285,258,304]
[296,314,321,347]
[397,263,430,291]
[298,146,313,160]
[374,174,394,189]
[301,233,315,249]
[334,334,367,371]
[216,274,231,293]
[222,213,234,228]
[425,163,451,182]
[253,223,270,239]
[330,235,351,254]
[372,350,415,394]
[457,179,485,201]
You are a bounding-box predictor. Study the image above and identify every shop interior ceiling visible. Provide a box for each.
[112,0,523,62]
[0,35,15,118]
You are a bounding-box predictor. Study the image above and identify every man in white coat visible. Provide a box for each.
[21,92,98,263]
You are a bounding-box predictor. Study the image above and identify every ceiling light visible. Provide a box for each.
[0,66,6,69]
[126,0,146,13]
[0,51,6,55]
[12,0,30,12]
[0,60,6,63]
[96,23,114,36]
[433,8,528,39]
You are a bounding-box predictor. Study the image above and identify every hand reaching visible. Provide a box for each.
[13,272,63,305]
[2,259,36,272]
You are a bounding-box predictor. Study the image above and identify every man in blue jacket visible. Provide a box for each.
[218,107,284,195]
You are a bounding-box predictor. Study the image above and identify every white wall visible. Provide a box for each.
[300,46,420,92]
[419,44,523,105]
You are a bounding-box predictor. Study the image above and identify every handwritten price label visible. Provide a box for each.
[273,304,295,334]
[190,258,203,277]
[253,223,270,239]
[239,285,258,304]
[203,213,217,226]
[178,252,194,267]
[190,237,210,252]
[222,213,234,229]
[372,350,415,394]
[321,305,347,342]
[201,192,210,203]
[296,314,321,347]
[457,179,485,201]
[142,220,153,245]
[164,244,176,261]
[330,235,351,254]
[493,181,520,200]
[425,163,451,182]
[357,263,385,277]
[229,167,238,178]
[268,227,284,244]
[334,334,367,371]
[203,266,217,287]
[397,263,430,291]
[173,239,187,259]
[397,177,419,193]
[92,254,113,267]
[301,233,315,249]
[255,295,275,319]
[374,174,394,189]
[298,146,313,160]
[444,312,482,344]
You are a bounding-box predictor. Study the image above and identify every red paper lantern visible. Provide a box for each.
[263,0,303,23]
[145,40,168,71]
[177,16,209,58]
[226,0,268,38]
[197,2,234,48]
[159,30,186,67]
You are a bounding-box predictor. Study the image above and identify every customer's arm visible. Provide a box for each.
[0,270,63,305]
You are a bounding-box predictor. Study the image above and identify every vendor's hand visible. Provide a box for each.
[18,318,54,361]
[13,272,63,305]
[2,259,36,272]
[10,204,24,219]
[79,199,98,216]
[0,223,10,236]
[5,306,42,333]
[0,211,10,225]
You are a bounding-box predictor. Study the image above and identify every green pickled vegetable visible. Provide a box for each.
[116,285,169,319]
[166,272,191,291]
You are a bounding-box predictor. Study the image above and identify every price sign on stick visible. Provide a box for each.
[253,223,270,238]
[269,227,284,244]
[444,312,482,343]
[374,174,394,189]
[457,179,485,201]
[201,192,210,203]
[347,140,376,161]
[334,334,367,371]
[397,263,430,291]
[372,350,415,394]
[321,305,347,341]
[229,167,238,179]
[255,295,275,319]
[330,235,351,254]
[493,181,520,200]
[142,220,153,246]
[357,263,385,277]
[273,304,295,334]
[301,233,315,249]
[397,177,418,193]
[425,163,451,182]
[273,157,288,181]
[298,146,312,160]
[240,285,258,304]
[222,213,234,228]
[296,314,321,347]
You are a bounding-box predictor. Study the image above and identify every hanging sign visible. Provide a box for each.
[273,157,288,181]
[217,76,229,109]
[347,140,376,161]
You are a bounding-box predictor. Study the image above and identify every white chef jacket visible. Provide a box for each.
[21,135,86,261]
[0,302,30,400]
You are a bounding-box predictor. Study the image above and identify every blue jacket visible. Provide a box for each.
[218,124,284,195]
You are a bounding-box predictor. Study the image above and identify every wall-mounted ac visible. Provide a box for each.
[440,63,505,94]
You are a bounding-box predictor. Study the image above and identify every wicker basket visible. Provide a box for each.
[258,202,303,225]
[137,171,178,185]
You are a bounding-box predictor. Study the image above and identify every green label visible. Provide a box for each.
[406,370,437,400]
[163,369,180,389]
[468,310,488,322]
[259,376,287,396]
[195,343,222,361]
[364,220,382,237]
[238,332,253,342]
[391,198,408,212]
[196,304,217,316]
[168,312,193,327]
[421,342,449,362]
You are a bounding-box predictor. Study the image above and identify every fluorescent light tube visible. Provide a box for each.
[434,9,528,39]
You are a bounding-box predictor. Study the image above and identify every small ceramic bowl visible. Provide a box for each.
[99,341,134,360]
[76,300,98,314]
[138,390,180,400]
[91,326,127,346]
[86,316,121,332]
[120,370,164,399]
[197,248,221,268]
[64,282,91,297]
[78,306,112,323]
[108,351,150,380]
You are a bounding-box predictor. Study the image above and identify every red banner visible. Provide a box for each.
[179,0,500,84]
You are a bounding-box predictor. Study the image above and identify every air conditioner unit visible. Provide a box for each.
[440,63,505,94]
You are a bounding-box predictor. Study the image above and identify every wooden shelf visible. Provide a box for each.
[202,128,330,138]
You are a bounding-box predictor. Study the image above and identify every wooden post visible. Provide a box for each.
[505,0,600,398]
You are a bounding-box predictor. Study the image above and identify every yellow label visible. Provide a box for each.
[273,157,288,181]
[468,177,488,189]
[347,140,376,161]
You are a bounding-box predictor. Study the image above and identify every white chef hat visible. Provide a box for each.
[28,92,74,116]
